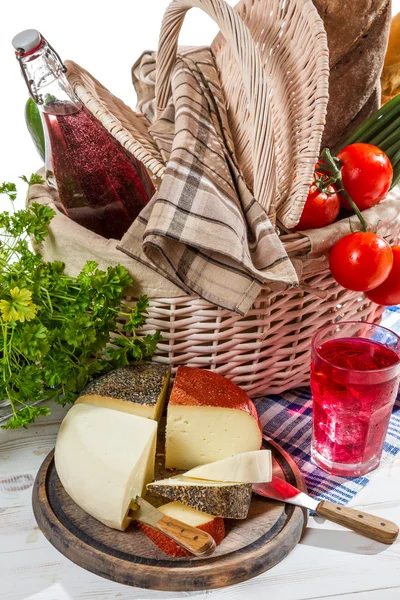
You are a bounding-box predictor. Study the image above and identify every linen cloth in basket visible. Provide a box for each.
[118,47,297,316]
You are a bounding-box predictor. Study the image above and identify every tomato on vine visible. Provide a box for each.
[294,183,340,231]
[337,143,392,211]
[329,232,393,292]
[365,245,400,305]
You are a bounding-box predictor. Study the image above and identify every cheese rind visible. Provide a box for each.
[183,450,272,483]
[55,403,157,530]
[76,363,170,421]
[166,367,262,469]
[147,475,252,519]
[169,366,259,415]
[137,501,225,557]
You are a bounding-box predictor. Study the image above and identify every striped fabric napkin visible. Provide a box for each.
[254,307,400,505]
[118,47,297,316]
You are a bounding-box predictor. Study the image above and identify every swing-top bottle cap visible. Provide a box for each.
[12,29,42,55]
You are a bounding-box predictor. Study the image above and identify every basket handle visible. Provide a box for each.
[155,0,277,216]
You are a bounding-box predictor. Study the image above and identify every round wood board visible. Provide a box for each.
[32,438,308,591]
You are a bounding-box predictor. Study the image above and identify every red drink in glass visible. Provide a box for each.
[311,322,400,477]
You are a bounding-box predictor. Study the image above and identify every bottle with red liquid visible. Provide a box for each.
[12,29,154,239]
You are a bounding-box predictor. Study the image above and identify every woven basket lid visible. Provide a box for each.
[211,0,329,229]
[64,60,165,180]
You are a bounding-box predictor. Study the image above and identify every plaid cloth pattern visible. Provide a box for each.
[254,306,400,505]
[119,48,297,315]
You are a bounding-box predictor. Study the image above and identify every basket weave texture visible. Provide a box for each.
[36,0,400,396]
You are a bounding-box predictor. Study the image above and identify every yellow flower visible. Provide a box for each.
[0,287,37,323]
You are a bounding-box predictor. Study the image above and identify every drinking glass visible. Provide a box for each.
[311,321,400,477]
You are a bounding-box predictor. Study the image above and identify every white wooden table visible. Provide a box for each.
[1,404,399,600]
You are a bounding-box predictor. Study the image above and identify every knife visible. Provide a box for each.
[129,497,217,556]
[253,477,399,545]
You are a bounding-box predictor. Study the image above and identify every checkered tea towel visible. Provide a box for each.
[254,307,400,505]
[118,47,297,316]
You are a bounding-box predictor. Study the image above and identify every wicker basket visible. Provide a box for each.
[35,0,400,397]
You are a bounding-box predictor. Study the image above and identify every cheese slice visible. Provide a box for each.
[166,367,262,469]
[76,363,170,421]
[137,501,225,557]
[55,403,157,530]
[148,475,252,519]
[183,450,272,483]
[158,501,219,526]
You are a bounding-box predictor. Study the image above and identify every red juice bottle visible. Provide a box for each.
[12,30,154,239]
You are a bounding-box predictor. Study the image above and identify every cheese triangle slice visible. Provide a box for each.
[147,475,252,519]
[183,450,272,483]
[76,363,170,421]
[55,403,157,530]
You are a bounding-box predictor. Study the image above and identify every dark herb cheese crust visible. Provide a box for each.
[148,479,252,519]
[80,363,170,406]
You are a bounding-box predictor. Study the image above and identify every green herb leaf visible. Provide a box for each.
[2,405,51,429]
[0,178,161,429]
[0,182,17,202]
[0,287,37,322]
[123,295,149,332]
[19,173,45,186]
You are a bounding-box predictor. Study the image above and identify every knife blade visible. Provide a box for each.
[253,476,318,511]
[129,497,217,556]
[253,477,399,545]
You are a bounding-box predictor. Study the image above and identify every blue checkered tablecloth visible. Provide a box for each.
[254,306,400,506]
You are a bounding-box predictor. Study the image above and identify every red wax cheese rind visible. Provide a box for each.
[170,367,260,424]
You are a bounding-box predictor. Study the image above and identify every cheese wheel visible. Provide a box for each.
[55,403,157,530]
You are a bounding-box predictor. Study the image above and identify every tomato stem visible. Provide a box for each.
[318,148,367,232]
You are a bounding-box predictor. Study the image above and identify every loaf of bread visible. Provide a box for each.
[381,12,400,103]
[312,0,391,149]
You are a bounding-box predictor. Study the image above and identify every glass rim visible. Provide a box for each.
[312,320,400,375]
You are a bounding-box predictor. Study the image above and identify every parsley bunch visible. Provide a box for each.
[0,175,161,429]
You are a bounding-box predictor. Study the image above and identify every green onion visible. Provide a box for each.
[333,94,400,190]
[370,114,400,148]
[335,94,400,153]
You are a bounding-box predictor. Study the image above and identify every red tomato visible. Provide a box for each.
[337,143,392,211]
[294,184,340,230]
[329,232,393,292]
[365,245,400,305]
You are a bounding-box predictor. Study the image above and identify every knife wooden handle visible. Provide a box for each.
[156,515,217,556]
[316,500,399,545]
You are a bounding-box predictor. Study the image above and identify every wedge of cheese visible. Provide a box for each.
[183,450,272,483]
[148,475,252,519]
[76,363,170,421]
[55,403,157,530]
[137,501,225,557]
[165,367,262,469]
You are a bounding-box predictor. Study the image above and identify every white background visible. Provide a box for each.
[1,0,399,209]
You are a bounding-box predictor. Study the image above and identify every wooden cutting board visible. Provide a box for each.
[32,438,307,591]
